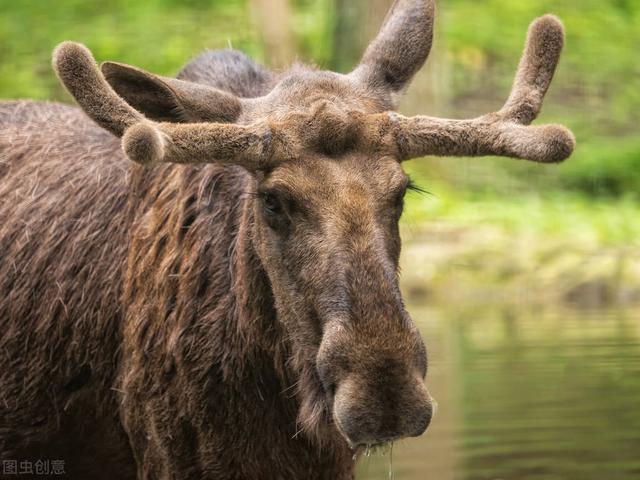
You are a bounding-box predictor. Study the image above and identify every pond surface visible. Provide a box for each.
[357,304,640,480]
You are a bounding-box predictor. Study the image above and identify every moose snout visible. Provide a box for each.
[318,338,433,446]
[316,320,432,446]
[331,374,432,447]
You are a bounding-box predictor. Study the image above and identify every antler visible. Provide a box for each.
[352,0,435,101]
[383,15,575,163]
[52,42,281,170]
[52,10,574,168]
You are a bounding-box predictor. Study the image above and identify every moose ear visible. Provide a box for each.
[101,62,242,123]
[351,0,435,104]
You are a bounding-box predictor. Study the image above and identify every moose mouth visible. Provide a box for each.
[336,400,436,451]
[351,441,399,459]
[333,411,404,450]
[328,380,435,449]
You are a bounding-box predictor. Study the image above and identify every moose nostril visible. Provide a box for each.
[317,364,337,397]
[409,399,433,437]
[325,381,336,398]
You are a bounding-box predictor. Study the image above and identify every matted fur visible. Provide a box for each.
[0,1,574,479]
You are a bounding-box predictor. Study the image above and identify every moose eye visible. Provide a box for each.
[259,190,294,233]
[392,186,408,215]
[261,192,283,215]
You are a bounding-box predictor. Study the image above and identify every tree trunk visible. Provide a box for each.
[250,0,295,69]
[332,0,390,73]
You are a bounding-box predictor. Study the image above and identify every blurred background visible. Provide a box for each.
[1,0,639,479]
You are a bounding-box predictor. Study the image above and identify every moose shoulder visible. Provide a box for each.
[0,1,574,479]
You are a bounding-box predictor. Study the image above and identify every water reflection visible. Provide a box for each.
[357,305,640,480]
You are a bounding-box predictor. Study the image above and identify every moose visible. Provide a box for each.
[0,0,574,478]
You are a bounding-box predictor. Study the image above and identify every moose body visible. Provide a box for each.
[0,55,353,479]
[0,1,574,479]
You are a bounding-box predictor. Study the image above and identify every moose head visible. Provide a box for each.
[52,0,573,449]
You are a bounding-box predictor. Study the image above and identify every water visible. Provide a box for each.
[357,304,640,480]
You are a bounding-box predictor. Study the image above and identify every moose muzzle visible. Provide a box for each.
[317,322,432,447]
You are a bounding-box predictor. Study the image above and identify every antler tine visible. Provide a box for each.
[351,0,435,105]
[53,42,144,137]
[384,15,575,163]
[53,42,279,170]
[121,121,278,169]
[501,15,565,124]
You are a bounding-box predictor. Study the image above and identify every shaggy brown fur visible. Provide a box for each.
[0,1,574,479]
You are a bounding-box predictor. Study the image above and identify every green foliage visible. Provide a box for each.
[292,0,335,67]
[0,0,259,101]
[560,136,640,195]
[403,181,640,248]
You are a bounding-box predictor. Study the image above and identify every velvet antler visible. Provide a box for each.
[384,15,575,163]
[53,4,574,168]
[351,0,435,103]
[52,42,280,169]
